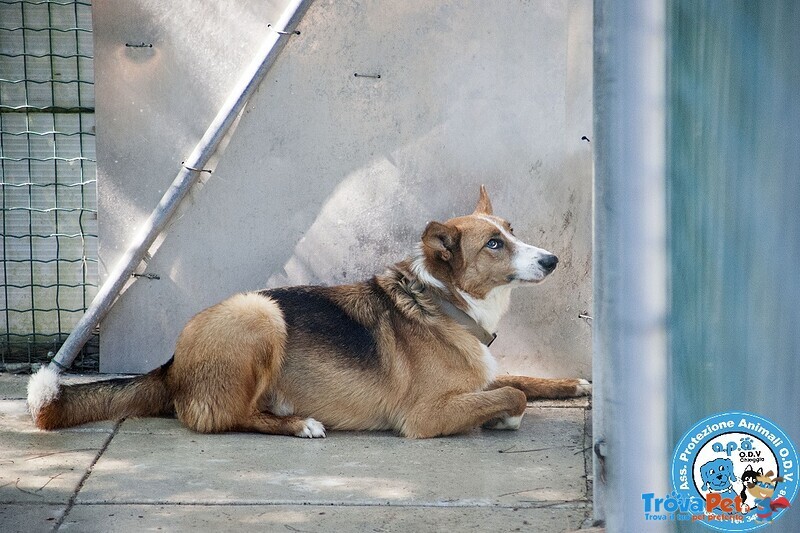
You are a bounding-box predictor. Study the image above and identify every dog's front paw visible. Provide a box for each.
[296,417,326,438]
[483,414,524,430]
[576,379,592,397]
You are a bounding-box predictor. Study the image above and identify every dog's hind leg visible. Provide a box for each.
[169,292,290,434]
[402,387,527,438]
[486,376,591,400]
[235,411,326,438]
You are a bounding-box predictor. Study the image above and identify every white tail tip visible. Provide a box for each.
[27,365,61,420]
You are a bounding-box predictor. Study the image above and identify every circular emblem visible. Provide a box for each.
[671,412,798,530]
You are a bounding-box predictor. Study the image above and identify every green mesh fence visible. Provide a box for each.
[0,0,98,371]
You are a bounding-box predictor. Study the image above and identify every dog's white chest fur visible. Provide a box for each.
[479,345,499,387]
[460,286,512,334]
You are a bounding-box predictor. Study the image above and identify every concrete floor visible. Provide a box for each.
[0,373,595,532]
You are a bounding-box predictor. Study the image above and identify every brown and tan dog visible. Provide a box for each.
[28,186,589,438]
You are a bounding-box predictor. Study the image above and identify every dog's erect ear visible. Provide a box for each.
[474,185,493,215]
[422,221,464,273]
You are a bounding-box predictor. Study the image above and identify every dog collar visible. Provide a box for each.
[428,292,497,347]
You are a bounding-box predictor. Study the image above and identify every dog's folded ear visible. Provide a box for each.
[422,221,464,273]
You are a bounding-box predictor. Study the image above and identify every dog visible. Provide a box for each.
[28,186,590,438]
[700,457,738,495]
[699,457,738,512]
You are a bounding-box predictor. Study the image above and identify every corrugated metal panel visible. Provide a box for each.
[0,0,98,369]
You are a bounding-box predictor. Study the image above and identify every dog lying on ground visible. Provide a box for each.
[28,186,590,438]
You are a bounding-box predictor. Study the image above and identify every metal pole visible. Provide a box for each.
[51,0,313,371]
[593,0,668,530]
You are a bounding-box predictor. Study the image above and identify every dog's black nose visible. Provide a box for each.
[538,254,559,273]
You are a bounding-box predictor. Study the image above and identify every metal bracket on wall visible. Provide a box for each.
[131,273,160,280]
[267,23,300,35]
[181,162,212,174]
[594,438,607,483]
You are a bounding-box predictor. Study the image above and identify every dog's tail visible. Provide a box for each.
[27,358,174,430]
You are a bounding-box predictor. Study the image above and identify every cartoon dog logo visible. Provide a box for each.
[700,458,738,496]
[740,465,791,521]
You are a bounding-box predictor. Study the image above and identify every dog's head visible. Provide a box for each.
[417,185,557,299]
[700,458,737,492]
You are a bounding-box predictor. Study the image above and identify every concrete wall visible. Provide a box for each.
[95,0,593,376]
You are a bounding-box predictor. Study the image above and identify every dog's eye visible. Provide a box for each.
[486,238,504,250]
